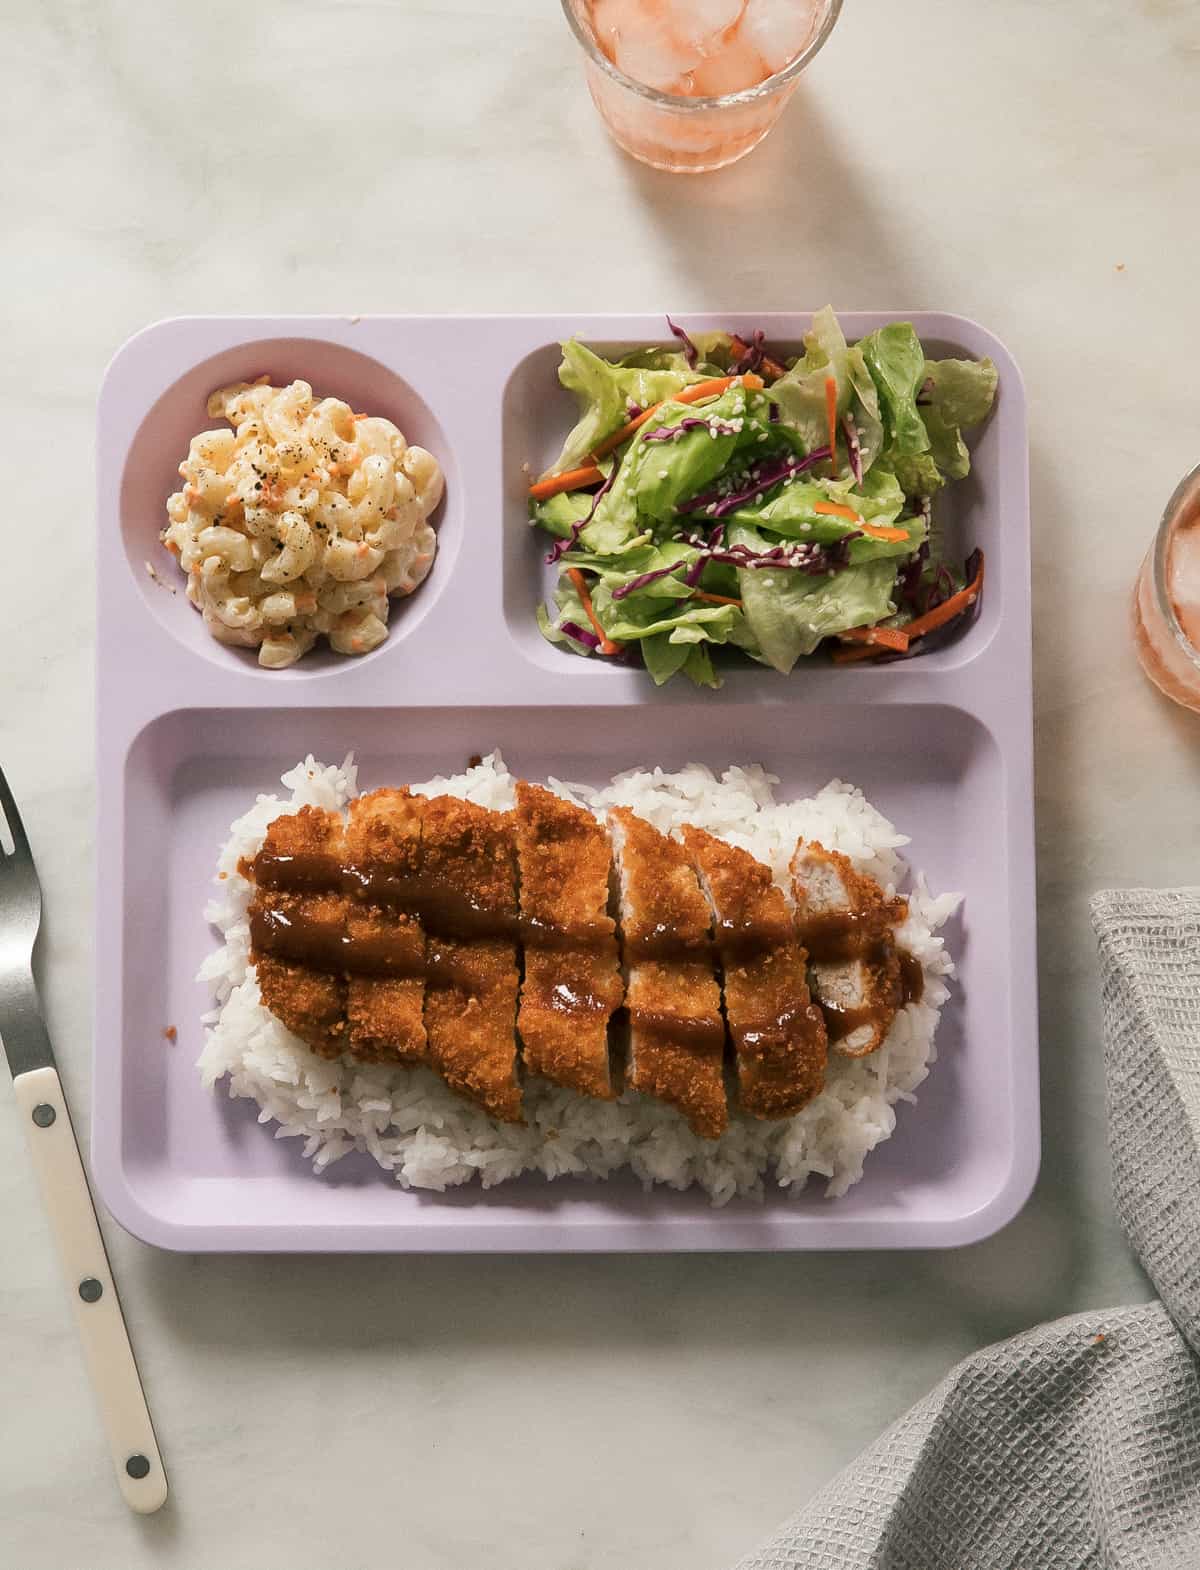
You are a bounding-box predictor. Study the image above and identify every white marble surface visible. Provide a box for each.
[2,0,1196,1564]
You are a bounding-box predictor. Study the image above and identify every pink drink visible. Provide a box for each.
[562,0,841,173]
[1133,465,1200,712]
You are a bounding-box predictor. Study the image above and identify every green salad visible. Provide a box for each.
[528,308,996,687]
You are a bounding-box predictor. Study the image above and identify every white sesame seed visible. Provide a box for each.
[658,469,669,479]
[801,522,811,532]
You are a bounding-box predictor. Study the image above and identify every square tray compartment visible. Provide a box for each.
[94,313,1036,1252]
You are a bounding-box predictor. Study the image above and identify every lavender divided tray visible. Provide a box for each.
[93,312,1036,1252]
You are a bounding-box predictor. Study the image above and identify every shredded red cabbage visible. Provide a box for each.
[611,562,690,597]
[641,415,740,444]
[916,376,935,407]
[558,618,642,665]
[731,329,767,375]
[608,521,858,604]
[543,466,616,564]
[842,412,863,485]
[625,399,644,420]
[676,529,858,577]
[681,446,832,518]
[679,534,857,575]
[665,315,699,369]
[559,619,601,649]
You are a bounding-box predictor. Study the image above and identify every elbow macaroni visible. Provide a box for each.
[163,379,441,668]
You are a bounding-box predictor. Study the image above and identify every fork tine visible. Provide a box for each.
[0,762,31,861]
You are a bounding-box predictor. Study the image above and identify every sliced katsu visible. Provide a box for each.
[682,826,827,1119]
[789,841,910,1057]
[514,782,624,1100]
[418,795,523,1123]
[241,782,928,1133]
[342,789,428,1065]
[246,804,351,1058]
[608,808,727,1141]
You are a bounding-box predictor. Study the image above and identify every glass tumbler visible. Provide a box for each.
[560,0,843,174]
[1133,462,1200,713]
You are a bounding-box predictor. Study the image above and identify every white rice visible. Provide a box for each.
[197,753,960,1206]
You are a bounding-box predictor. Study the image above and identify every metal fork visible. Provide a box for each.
[0,765,166,1513]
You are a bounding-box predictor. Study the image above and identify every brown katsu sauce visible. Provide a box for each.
[622,923,713,962]
[797,909,874,963]
[249,904,423,979]
[818,998,885,1044]
[526,978,619,1019]
[899,950,925,1007]
[243,850,345,891]
[734,1001,823,1053]
[624,1006,727,1048]
[793,907,923,1044]
[712,912,799,957]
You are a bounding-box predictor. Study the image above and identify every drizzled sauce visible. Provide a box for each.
[792,907,924,1045]
[249,850,344,892]
[249,904,424,978]
[898,951,924,1008]
[625,1006,727,1048]
[797,909,872,964]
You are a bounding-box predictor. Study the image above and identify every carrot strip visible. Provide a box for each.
[813,500,861,522]
[837,625,910,652]
[830,643,887,664]
[859,522,910,543]
[566,567,622,656]
[825,375,839,473]
[590,373,765,462]
[690,590,743,607]
[902,552,986,640]
[812,500,909,543]
[529,463,605,502]
[728,334,787,380]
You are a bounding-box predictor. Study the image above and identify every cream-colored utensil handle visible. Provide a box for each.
[13,1065,167,1514]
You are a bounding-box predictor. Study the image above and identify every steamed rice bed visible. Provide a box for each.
[197,754,960,1206]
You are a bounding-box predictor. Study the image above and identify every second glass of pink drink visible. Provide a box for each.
[1133,464,1200,713]
[561,0,843,173]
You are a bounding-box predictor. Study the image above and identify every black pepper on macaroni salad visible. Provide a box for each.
[163,379,442,668]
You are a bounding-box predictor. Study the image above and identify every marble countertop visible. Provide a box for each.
[3,0,1196,1564]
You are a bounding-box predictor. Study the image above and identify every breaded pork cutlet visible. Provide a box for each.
[608,808,726,1140]
[789,841,907,1058]
[682,826,827,1119]
[246,805,350,1058]
[419,795,522,1122]
[342,789,427,1065]
[514,782,624,1100]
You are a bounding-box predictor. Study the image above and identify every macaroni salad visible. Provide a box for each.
[163,379,442,667]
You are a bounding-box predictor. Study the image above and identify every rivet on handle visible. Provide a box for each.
[79,1278,103,1303]
[32,1103,56,1128]
[126,1454,151,1480]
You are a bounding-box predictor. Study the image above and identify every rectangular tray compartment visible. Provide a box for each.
[502,313,1014,682]
[95,311,1035,1252]
[91,700,1035,1252]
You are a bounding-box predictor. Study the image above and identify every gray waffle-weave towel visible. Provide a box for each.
[732,889,1200,1570]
